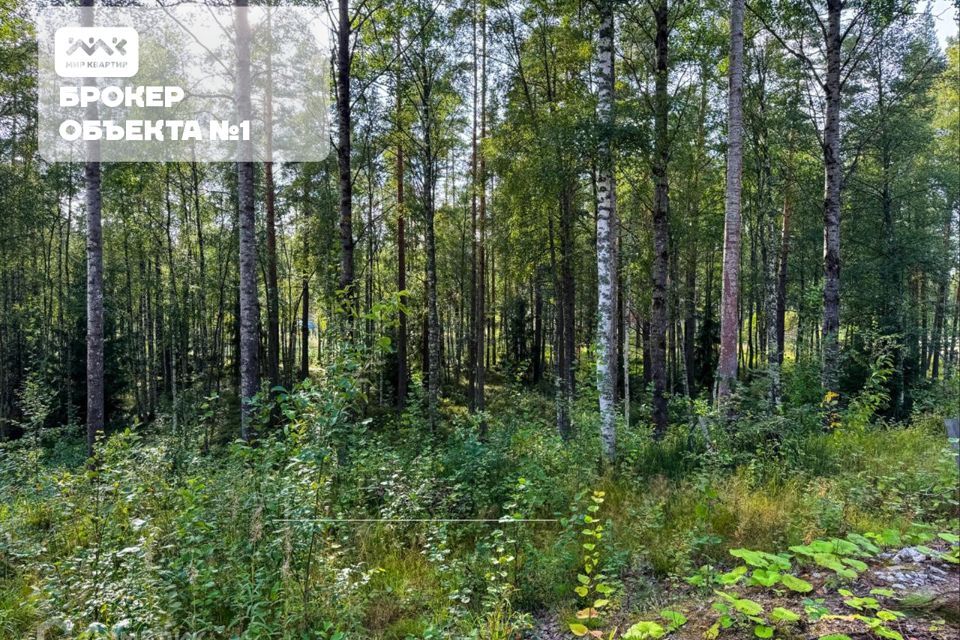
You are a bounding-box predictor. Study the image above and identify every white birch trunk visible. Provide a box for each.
[821,0,842,398]
[715,0,745,404]
[596,0,618,464]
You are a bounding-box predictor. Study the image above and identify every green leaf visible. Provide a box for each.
[836,567,858,580]
[569,623,589,636]
[750,569,780,587]
[712,602,730,615]
[719,565,748,585]
[812,553,846,572]
[829,538,864,557]
[873,626,904,640]
[771,607,801,623]
[594,599,610,608]
[660,610,687,629]
[780,574,813,593]
[713,590,737,603]
[846,533,880,555]
[575,586,589,597]
[818,635,852,640]
[843,597,869,611]
[753,625,774,638]
[766,553,793,571]
[874,529,902,547]
[734,598,764,616]
[842,557,868,572]
[623,621,666,639]
[730,548,770,568]
[870,588,895,597]
[577,574,590,585]
[685,574,705,587]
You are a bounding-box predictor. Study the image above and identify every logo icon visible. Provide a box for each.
[55,27,138,78]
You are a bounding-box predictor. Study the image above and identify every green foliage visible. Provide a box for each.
[843,334,897,431]
[567,491,617,638]
[779,574,813,593]
[1,377,957,638]
[622,610,687,640]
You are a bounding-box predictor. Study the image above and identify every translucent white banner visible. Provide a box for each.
[37,6,331,163]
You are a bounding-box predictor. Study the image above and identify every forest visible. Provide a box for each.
[0,0,958,638]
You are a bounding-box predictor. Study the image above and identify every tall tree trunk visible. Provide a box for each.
[300,176,311,381]
[265,59,280,389]
[684,70,707,395]
[623,276,631,430]
[395,41,408,410]
[550,203,573,440]
[949,276,959,369]
[164,169,180,434]
[337,0,355,321]
[425,132,441,425]
[469,0,479,411]
[879,91,905,412]
[920,277,929,375]
[396,150,408,408]
[191,163,210,392]
[930,214,951,378]
[82,0,103,459]
[596,0,618,463]
[236,0,260,439]
[821,0,842,398]
[493,268,498,366]
[84,155,103,457]
[477,5,487,428]
[469,0,487,433]
[650,0,671,437]
[560,185,577,436]
[755,51,780,409]
[765,195,780,408]
[699,248,717,388]
[533,268,544,383]
[776,143,793,364]
[261,17,280,389]
[365,151,376,347]
[715,0,745,405]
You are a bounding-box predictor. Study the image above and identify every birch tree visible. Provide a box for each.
[715,0,745,404]
[751,0,911,403]
[81,0,103,458]
[596,0,618,463]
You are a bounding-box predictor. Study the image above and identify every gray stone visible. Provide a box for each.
[892,547,928,564]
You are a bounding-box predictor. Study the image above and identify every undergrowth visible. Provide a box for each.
[0,363,957,639]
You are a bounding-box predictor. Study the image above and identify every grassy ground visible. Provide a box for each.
[0,371,957,639]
